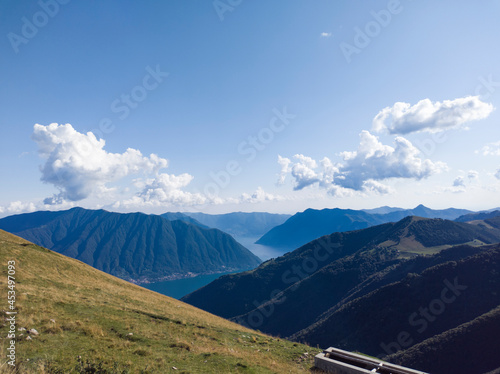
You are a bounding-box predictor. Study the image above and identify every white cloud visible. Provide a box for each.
[495,169,500,180]
[326,185,356,198]
[239,187,285,204]
[477,141,500,156]
[373,96,494,135]
[442,171,481,194]
[468,170,479,180]
[116,173,206,208]
[319,157,339,187]
[362,180,395,195]
[453,176,465,187]
[277,131,446,195]
[1,201,37,215]
[290,154,319,190]
[320,32,332,38]
[277,155,291,185]
[337,131,446,190]
[31,123,196,206]
[0,199,80,218]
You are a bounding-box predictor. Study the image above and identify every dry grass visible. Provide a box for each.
[0,230,320,373]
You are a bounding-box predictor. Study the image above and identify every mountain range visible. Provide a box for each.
[160,211,210,229]
[0,207,261,283]
[455,209,500,222]
[0,229,318,373]
[256,205,473,250]
[181,211,291,241]
[183,215,500,374]
[2,205,500,373]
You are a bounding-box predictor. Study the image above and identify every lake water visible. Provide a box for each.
[236,236,291,261]
[142,271,237,299]
[143,236,292,300]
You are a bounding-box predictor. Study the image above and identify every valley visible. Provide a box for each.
[1,206,500,373]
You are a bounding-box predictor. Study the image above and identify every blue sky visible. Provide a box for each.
[1,0,500,217]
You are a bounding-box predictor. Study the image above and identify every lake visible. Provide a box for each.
[142,236,292,299]
[235,236,292,261]
[142,271,237,299]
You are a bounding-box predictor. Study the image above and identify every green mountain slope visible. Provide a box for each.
[184,217,500,323]
[293,244,500,356]
[183,217,500,373]
[183,221,396,320]
[0,208,261,283]
[0,230,319,373]
[386,305,500,374]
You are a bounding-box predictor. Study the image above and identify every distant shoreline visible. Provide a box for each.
[126,267,252,285]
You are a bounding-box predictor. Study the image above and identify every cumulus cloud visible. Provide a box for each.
[477,141,500,156]
[320,32,332,37]
[0,201,37,215]
[31,123,191,205]
[453,176,465,188]
[373,96,494,135]
[116,173,206,208]
[0,199,82,218]
[290,155,320,190]
[277,131,446,195]
[277,155,292,185]
[338,131,445,190]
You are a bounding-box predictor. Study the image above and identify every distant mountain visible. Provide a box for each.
[182,211,291,240]
[160,212,210,229]
[378,204,472,222]
[455,210,500,222]
[0,207,261,283]
[182,216,500,373]
[184,216,500,320]
[362,206,405,214]
[256,205,473,249]
[255,208,381,249]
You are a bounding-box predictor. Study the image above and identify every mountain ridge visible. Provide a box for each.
[183,211,291,240]
[182,216,500,373]
[256,205,473,249]
[0,208,261,283]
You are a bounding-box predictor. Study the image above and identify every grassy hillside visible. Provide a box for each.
[0,230,319,373]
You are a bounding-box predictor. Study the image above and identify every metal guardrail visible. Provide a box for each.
[314,347,429,374]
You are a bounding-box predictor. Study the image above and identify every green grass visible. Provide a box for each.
[0,230,321,373]
[397,239,488,258]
